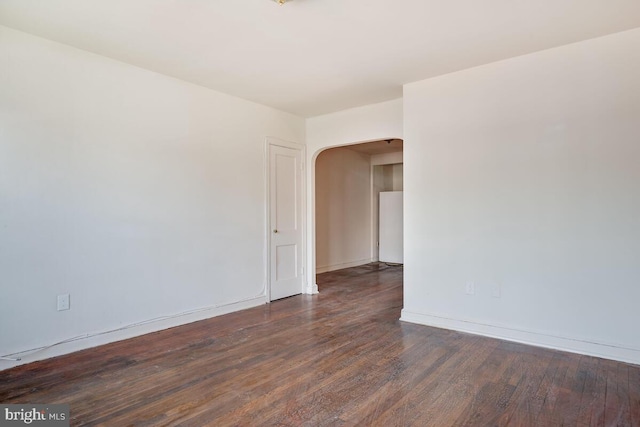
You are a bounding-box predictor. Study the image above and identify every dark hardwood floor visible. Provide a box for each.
[1,263,639,426]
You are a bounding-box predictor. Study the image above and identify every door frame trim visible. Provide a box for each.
[264,137,306,303]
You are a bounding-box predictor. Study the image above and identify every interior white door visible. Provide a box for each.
[269,143,303,300]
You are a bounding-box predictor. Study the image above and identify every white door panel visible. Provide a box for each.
[269,143,303,300]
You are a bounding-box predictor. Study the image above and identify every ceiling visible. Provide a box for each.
[1,1,639,117]
[347,139,403,156]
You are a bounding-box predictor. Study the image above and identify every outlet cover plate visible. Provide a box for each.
[465,282,475,295]
[57,294,70,311]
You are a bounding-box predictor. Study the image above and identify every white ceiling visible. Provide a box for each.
[347,139,403,156]
[1,1,639,117]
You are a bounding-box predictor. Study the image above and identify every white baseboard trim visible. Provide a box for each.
[306,283,319,294]
[316,258,375,274]
[1,296,268,371]
[400,310,640,366]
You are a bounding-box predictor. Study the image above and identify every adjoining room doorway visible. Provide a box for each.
[314,139,403,287]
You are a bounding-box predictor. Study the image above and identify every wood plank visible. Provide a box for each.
[603,358,631,426]
[630,364,640,427]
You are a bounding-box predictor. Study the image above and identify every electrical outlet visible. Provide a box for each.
[465,282,475,295]
[57,294,70,311]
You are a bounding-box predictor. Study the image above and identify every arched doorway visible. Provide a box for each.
[313,139,403,289]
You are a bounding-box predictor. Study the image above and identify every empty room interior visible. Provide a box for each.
[1,1,639,425]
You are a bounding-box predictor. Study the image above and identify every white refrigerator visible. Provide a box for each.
[379,191,403,263]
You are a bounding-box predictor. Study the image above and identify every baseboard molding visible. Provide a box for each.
[1,296,268,371]
[306,283,319,294]
[316,258,375,274]
[400,310,640,366]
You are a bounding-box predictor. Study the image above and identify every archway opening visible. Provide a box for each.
[313,139,403,289]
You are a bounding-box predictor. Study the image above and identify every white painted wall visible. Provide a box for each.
[392,164,403,191]
[0,26,305,368]
[306,99,403,155]
[379,191,404,264]
[306,99,403,290]
[371,151,403,166]
[315,148,372,273]
[402,28,640,364]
